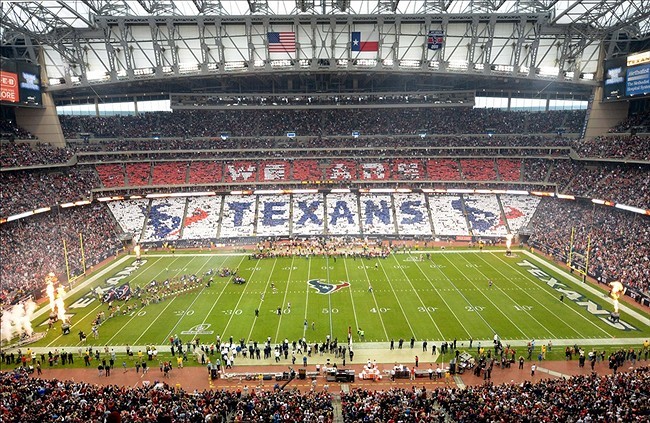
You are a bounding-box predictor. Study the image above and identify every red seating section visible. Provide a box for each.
[96,158,536,186]
[96,164,125,188]
[188,162,223,184]
[152,162,187,185]
[426,159,460,180]
[125,163,151,186]
[496,159,521,182]
[292,160,322,181]
[460,159,497,181]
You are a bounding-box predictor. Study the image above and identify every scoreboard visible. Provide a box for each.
[603,50,650,101]
[0,58,42,107]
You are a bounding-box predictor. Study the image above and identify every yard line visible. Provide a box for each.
[341,257,361,338]
[162,255,231,343]
[469,252,578,338]
[490,252,614,338]
[131,296,178,346]
[352,258,389,340]
[219,257,264,337]
[408,256,473,339]
[273,256,295,343]
[247,257,283,342]
[271,256,296,343]
[388,255,444,339]
[460,252,561,337]
[303,257,312,338]
[326,256,333,338]
[104,256,186,346]
[47,302,104,348]
[438,253,528,339]
[373,259,418,339]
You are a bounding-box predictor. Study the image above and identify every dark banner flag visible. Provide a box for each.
[427,30,445,50]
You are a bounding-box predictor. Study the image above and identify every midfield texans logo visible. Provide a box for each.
[307,279,350,294]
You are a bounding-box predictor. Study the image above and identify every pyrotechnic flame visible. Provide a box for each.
[609,281,624,314]
[55,286,67,322]
[46,280,56,311]
[505,233,513,250]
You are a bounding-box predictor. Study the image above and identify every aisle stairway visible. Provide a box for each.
[331,393,344,423]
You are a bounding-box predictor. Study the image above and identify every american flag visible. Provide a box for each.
[268,32,296,53]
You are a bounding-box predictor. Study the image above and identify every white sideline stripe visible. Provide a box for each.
[18,337,650,355]
[139,250,514,259]
[522,251,650,327]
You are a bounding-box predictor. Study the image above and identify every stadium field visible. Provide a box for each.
[29,249,650,350]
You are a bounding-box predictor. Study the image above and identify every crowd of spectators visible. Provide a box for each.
[609,110,650,133]
[0,204,121,306]
[434,366,649,422]
[59,109,585,138]
[529,198,650,294]
[564,164,650,209]
[0,370,333,423]
[0,119,33,139]
[0,142,72,168]
[573,135,650,161]
[69,135,573,154]
[342,387,444,422]
[172,92,468,107]
[0,167,99,216]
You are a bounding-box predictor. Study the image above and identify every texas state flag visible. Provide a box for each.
[351,31,379,52]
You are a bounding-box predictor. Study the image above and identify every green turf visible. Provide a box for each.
[23,249,650,350]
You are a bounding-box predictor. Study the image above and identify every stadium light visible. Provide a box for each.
[60,200,91,208]
[615,204,648,215]
[97,196,125,202]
